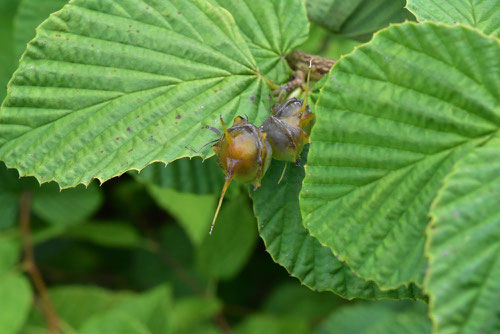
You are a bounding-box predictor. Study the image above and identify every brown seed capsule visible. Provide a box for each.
[210,115,272,234]
[260,97,315,164]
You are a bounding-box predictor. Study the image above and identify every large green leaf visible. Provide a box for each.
[306,0,414,41]
[0,0,307,189]
[425,133,500,334]
[301,22,499,289]
[315,301,430,334]
[13,0,67,57]
[0,272,33,334]
[251,155,424,300]
[407,0,500,38]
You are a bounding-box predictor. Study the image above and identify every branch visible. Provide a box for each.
[20,192,60,334]
[146,240,206,295]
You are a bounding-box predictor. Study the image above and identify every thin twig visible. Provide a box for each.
[19,192,60,334]
[146,240,206,295]
[207,280,232,334]
[147,238,233,333]
[143,223,233,333]
[215,312,232,334]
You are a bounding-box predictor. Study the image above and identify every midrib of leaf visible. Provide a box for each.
[304,143,472,251]
[304,126,496,288]
[232,0,276,52]
[212,0,309,86]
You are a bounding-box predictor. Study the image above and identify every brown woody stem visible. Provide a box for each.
[20,192,60,334]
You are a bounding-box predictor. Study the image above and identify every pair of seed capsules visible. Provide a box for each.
[208,87,315,234]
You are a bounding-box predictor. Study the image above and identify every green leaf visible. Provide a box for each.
[135,157,224,194]
[425,133,500,334]
[251,155,424,300]
[298,24,362,60]
[64,221,145,248]
[129,224,203,294]
[234,314,309,334]
[306,0,414,41]
[1,162,102,229]
[212,0,309,82]
[147,184,216,246]
[13,0,67,58]
[0,235,20,276]
[301,22,500,289]
[0,163,23,230]
[46,286,132,330]
[0,272,33,334]
[174,324,220,334]
[0,0,308,189]
[407,0,500,38]
[315,301,430,334]
[197,193,257,280]
[80,312,150,334]
[0,0,21,101]
[31,182,103,226]
[170,296,221,333]
[111,285,172,334]
[43,285,171,333]
[263,283,341,321]
[0,192,18,230]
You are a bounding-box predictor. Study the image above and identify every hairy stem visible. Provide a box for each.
[20,192,60,333]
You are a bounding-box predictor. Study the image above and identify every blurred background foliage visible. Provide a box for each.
[0,0,430,333]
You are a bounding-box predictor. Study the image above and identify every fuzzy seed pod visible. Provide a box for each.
[210,115,272,234]
[261,98,315,163]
